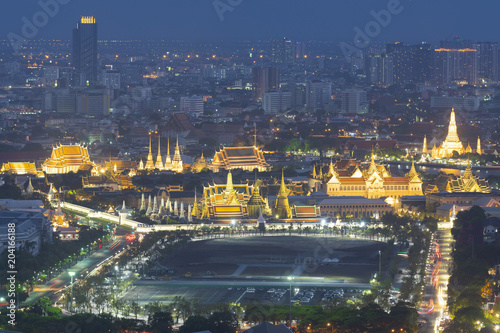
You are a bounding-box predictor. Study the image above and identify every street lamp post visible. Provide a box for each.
[287,276,294,327]
[69,271,75,313]
[378,250,382,280]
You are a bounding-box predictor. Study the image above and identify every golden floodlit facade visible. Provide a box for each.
[428,109,481,159]
[323,157,423,199]
[210,146,271,172]
[42,144,97,174]
[1,162,38,175]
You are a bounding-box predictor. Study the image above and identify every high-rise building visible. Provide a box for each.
[72,16,98,86]
[368,53,393,86]
[252,67,280,102]
[340,89,368,114]
[306,81,332,111]
[270,38,296,64]
[386,42,432,85]
[433,48,477,86]
[473,42,498,84]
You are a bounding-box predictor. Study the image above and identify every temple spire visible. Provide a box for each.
[279,169,287,196]
[477,137,482,155]
[145,133,155,170]
[423,135,428,154]
[155,134,164,169]
[445,108,460,143]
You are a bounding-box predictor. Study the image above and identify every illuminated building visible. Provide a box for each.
[51,200,69,231]
[200,170,254,219]
[246,180,267,218]
[447,162,490,193]
[430,109,481,159]
[73,16,98,86]
[274,170,292,219]
[321,157,423,199]
[42,144,96,174]
[1,162,38,175]
[320,197,393,218]
[191,152,208,173]
[210,146,271,172]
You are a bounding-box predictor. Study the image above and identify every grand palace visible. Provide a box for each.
[311,156,423,199]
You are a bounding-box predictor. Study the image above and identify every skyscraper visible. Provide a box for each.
[252,67,280,102]
[386,42,432,85]
[72,16,98,86]
[270,38,296,64]
[433,48,477,86]
[473,42,498,84]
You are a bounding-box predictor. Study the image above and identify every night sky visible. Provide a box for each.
[1,0,499,43]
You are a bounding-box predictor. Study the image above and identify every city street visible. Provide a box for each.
[419,227,453,332]
[24,234,127,307]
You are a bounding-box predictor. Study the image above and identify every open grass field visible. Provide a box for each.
[162,236,385,283]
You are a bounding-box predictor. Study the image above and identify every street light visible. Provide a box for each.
[378,250,382,280]
[69,271,75,313]
[287,276,294,327]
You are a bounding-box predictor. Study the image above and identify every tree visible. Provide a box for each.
[29,296,53,316]
[150,311,174,333]
[180,315,210,333]
[0,176,23,199]
[208,311,239,333]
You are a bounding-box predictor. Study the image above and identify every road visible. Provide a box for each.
[25,235,127,307]
[418,227,453,332]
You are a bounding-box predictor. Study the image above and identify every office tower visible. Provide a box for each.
[473,42,498,83]
[386,42,432,85]
[180,96,204,117]
[369,53,393,86]
[295,41,306,59]
[433,48,477,86]
[263,91,292,114]
[412,43,433,83]
[72,16,98,86]
[306,81,332,111]
[270,38,296,64]
[252,67,280,102]
[341,89,368,114]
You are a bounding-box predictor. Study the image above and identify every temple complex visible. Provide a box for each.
[42,144,97,174]
[138,136,183,173]
[209,146,271,172]
[317,157,423,199]
[427,109,481,159]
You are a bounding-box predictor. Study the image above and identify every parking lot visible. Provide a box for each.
[122,284,366,307]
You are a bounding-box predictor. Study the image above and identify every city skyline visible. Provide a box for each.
[2,0,500,43]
